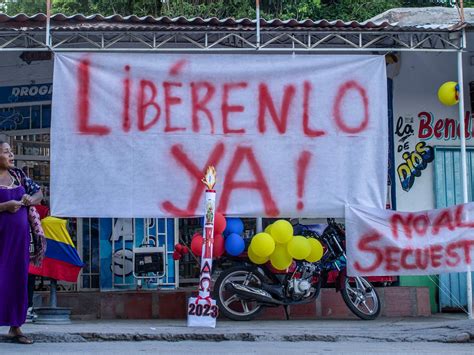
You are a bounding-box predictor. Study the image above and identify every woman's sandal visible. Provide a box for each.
[9,334,34,344]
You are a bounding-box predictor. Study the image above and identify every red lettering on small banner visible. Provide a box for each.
[347,203,474,277]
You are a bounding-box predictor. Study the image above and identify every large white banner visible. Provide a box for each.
[51,53,387,218]
[346,203,474,276]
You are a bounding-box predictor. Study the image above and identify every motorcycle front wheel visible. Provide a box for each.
[341,276,381,320]
[213,265,265,321]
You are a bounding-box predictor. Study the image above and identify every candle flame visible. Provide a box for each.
[202,166,216,189]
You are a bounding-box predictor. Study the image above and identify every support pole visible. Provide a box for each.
[34,278,71,324]
[256,217,263,233]
[46,0,51,47]
[456,32,473,319]
[50,279,57,308]
[256,0,260,49]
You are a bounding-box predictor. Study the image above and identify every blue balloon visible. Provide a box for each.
[224,218,244,236]
[225,233,245,256]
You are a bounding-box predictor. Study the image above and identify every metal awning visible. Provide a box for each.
[0,13,466,52]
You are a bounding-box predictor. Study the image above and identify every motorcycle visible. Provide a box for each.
[213,218,381,321]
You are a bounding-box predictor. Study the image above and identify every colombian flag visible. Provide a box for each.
[29,217,84,282]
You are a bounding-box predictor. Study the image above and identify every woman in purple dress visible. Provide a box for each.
[0,141,43,344]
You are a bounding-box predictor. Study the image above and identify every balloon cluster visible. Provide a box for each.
[190,214,246,258]
[248,220,324,270]
[173,243,189,260]
[223,217,246,256]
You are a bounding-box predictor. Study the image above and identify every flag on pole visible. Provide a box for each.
[29,217,84,283]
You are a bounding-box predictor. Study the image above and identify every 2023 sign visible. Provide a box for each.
[187,302,219,318]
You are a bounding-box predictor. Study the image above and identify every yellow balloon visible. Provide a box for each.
[438,81,459,106]
[270,219,293,244]
[250,232,275,257]
[264,224,273,234]
[270,245,293,270]
[248,246,268,264]
[305,238,324,262]
[287,235,311,260]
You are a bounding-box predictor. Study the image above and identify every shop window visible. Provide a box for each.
[41,105,51,128]
[77,218,100,290]
[97,218,177,290]
[10,132,50,203]
[31,105,41,129]
[1,104,51,131]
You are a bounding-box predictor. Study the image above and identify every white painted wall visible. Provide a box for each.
[0,51,53,87]
[392,34,474,212]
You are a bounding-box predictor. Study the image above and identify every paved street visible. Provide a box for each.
[0,340,473,354]
[0,314,472,354]
[1,315,473,343]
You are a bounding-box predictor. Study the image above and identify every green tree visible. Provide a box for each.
[91,0,163,17]
[318,0,403,21]
[51,0,89,14]
[0,0,467,22]
[0,0,163,17]
[0,0,46,14]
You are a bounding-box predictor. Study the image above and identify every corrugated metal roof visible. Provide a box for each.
[0,13,396,32]
[368,7,470,30]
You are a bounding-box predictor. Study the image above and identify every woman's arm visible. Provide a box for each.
[11,168,43,205]
[0,200,23,213]
[22,190,43,206]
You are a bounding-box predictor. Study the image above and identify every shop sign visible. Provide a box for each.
[346,203,474,276]
[0,83,52,105]
[51,53,388,218]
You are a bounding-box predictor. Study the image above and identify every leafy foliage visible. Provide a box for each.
[0,0,462,21]
[0,0,46,14]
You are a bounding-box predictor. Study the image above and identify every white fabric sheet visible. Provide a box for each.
[51,53,387,217]
[346,203,474,276]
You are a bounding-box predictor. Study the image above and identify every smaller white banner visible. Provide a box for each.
[346,203,474,276]
[187,297,218,328]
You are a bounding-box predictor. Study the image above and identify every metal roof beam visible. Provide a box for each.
[0,29,463,52]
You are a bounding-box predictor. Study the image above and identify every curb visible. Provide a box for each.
[1,331,472,344]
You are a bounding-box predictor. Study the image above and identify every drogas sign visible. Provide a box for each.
[0,83,52,105]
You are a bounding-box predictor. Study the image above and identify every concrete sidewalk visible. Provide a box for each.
[0,314,472,344]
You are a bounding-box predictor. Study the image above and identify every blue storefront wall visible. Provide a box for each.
[0,83,52,130]
[97,218,178,291]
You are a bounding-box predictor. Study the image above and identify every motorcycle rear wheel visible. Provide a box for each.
[213,265,265,321]
[341,276,381,320]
